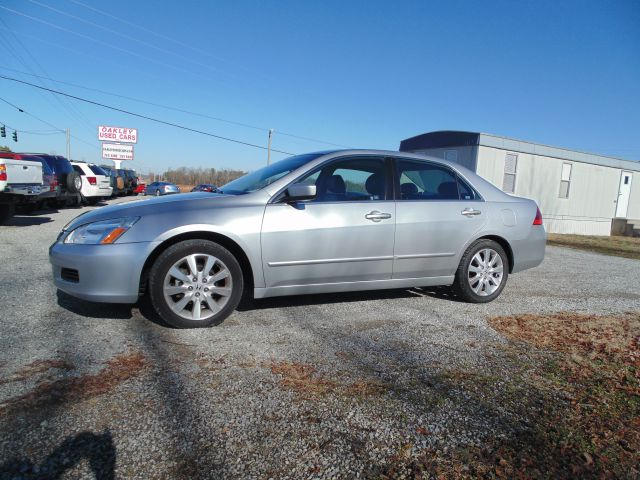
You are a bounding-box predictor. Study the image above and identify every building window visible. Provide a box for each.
[444,150,458,163]
[502,153,518,193]
[559,162,572,198]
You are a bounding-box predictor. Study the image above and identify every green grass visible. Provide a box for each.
[547,233,640,260]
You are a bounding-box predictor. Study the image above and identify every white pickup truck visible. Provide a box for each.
[0,157,43,224]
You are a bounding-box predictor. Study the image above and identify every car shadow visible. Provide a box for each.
[237,285,461,311]
[56,290,134,320]
[57,286,463,326]
[7,215,54,226]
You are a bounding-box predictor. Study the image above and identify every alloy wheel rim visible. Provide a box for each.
[163,254,232,321]
[467,248,503,296]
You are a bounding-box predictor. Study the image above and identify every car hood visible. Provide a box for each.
[63,192,255,232]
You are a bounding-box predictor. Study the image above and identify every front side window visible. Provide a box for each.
[396,159,472,200]
[296,156,388,202]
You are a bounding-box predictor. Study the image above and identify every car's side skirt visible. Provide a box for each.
[254,275,455,299]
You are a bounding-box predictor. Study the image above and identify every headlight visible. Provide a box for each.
[64,217,139,244]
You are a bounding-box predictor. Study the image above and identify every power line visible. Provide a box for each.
[0,17,95,133]
[0,121,63,135]
[0,96,100,150]
[25,0,238,81]
[0,5,203,80]
[0,66,351,149]
[0,75,296,155]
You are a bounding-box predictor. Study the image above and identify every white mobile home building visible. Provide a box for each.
[399,131,640,236]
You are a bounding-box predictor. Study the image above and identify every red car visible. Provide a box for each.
[134,183,146,194]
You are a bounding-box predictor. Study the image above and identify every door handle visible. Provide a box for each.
[365,211,392,222]
[461,208,481,217]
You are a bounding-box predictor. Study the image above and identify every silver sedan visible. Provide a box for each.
[50,150,545,328]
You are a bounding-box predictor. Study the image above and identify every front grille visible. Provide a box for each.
[61,268,79,283]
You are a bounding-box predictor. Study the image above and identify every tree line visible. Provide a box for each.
[152,166,247,187]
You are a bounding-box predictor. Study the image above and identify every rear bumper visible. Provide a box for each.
[82,184,113,198]
[50,240,159,303]
[511,226,546,273]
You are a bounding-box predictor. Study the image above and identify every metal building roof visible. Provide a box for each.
[399,131,640,172]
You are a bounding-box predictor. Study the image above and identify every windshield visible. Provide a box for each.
[219,153,325,194]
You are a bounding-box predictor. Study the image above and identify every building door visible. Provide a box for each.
[615,171,633,218]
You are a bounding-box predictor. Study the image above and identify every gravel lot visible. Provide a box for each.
[1,197,639,479]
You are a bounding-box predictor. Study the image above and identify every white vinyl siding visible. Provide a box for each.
[559,163,572,198]
[502,153,518,193]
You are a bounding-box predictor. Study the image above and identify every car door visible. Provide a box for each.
[261,156,396,288]
[392,158,487,279]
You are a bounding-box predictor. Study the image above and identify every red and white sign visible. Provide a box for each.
[102,143,134,161]
[98,125,138,144]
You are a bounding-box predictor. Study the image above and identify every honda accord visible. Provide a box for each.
[50,150,545,328]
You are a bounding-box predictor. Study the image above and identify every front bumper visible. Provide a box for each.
[50,240,160,303]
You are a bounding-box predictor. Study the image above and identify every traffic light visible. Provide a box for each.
[12,130,17,142]
[0,125,5,137]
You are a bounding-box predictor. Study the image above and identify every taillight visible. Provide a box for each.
[87,177,97,185]
[533,207,543,225]
[0,164,6,181]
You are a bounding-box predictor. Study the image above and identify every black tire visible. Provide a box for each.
[0,203,15,224]
[148,240,244,328]
[66,172,82,193]
[452,239,509,303]
[86,197,99,206]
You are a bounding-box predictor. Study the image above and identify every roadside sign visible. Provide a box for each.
[102,143,134,160]
[98,125,138,144]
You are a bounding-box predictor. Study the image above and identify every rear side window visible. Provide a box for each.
[89,165,107,175]
[397,160,458,200]
[396,159,480,201]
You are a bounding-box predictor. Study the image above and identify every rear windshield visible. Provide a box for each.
[89,165,107,175]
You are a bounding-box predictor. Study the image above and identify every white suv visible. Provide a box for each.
[70,162,113,204]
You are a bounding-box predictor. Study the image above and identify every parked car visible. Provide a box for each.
[134,183,146,195]
[0,155,43,223]
[24,154,82,207]
[51,150,546,329]
[117,169,136,195]
[145,182,180,196]
[191,184,217,192]
[0,153,57,212]
[70,162,113,205]
[99,165,124,197]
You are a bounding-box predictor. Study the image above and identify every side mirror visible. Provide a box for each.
[285,183,316,201]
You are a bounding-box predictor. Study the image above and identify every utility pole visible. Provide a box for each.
[267,129,274,165]
[66,128,71,160]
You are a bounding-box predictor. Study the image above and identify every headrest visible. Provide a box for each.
[400,183,418,195]
[326,175,346,194]
[365,173,385,197]
[438,181,458,198]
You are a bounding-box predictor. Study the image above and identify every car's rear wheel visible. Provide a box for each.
[453,239,509,303]
[148,240,243,328]
[155,190,160,197]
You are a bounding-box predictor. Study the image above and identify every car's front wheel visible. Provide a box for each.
[148,240,243,328]
[453,239,509,303]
